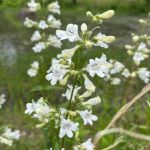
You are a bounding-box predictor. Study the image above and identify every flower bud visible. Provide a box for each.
[82,96,101,106]
[81,23,87,33]
[132,35,139,42]
[131,72,136,78]
[68,111,77,116]
[99,10,114,19]
[103,36,115,43]
[59,74,69,86]
[125,45,133,50]
[70,70,79,75]
[36,123,46,128]
[86,11,93,18]
[85,41,93,49]
[127,50,133,55]
[139,19,147,25]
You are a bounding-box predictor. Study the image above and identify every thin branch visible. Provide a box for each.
[95,128,150,142]
[94,83,150,145]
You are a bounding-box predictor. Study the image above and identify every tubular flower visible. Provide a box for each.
[56,24,81,42]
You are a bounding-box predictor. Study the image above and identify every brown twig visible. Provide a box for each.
[94,83,150,145]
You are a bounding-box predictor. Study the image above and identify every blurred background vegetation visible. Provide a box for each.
[0,0,150,149]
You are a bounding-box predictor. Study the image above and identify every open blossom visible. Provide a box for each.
[137,42,147,51]
[86,54,111,78]
[47,15,61,29]
[0,94,6,109]
[109,61,124,74]
[46,65,68,85]
[38,20,48,30]
[48,1,61,15]
[122,68,130,78]
[27,61,39,77]
[25,97,52,123]
[137,68,150,84]
[59,118,79,138]
[111,77,121,85]
[32,42,46,53]
[93,33,108,48]
[31,30,41,41]
[56,24,81,42]
[62,85,81,102]
[78,110,97,125]
[133,51,144,65]
[27,0,41,12]
[0,128,20,146]
[74,138,94,150]
[24,17,37,28]
[48,35,62,48]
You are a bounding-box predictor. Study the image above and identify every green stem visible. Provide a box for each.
[61,75,78,149]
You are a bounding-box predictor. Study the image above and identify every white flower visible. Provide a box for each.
[32,42,46,53]
[137,68,150,84]
[83,75,95,92]
[47,15,61,29]
[93,33,108,48]
[79,75,96,100]
[48,1,61,14]
[81,139,94,150]
[81,23,88,33]
[137,42,146,51]
[56,24,81,42]
[82,96,101,106]
[31,30,41,41]
[0,128,20,146]
[24,17,37,28]
[62,85,81,102]
[25,97,52,123]
[27,61,39,77]
[110,61,124,74]
[27,0,41,12]
[87,54,110,78]
[38,20,48,30]
[25,100,37,115]
[59,118,78,138]
[74,138,94,150]
[99,10,114,19]
[111,78,121,85]
[133,51,144,65]
[46,66,68,85]
[122,69,130,78]
[0,94,6,109]
[78,110,97,125]
[48,35,62,48]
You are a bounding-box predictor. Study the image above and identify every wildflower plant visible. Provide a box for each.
[24,0,62,78]
[25,9,120,149]
[124,13,150,84]
[0,94,21,146]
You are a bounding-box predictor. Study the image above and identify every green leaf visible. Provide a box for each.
[30,85,64,92]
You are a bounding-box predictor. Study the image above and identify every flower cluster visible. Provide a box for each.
[0,128,20,146]
[0,94,21,146]
[0,94,6,109]
[25,10,118,149]
[124,15,150,84]
[25,0,61,77]
[105,59,131,85]
[27,61,39,77]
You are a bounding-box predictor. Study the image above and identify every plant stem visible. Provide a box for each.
[61,75,78,149]
[93,83,150,146]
